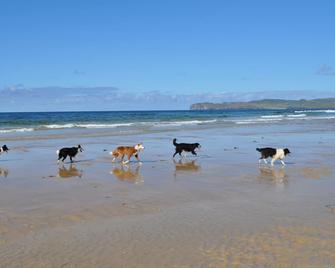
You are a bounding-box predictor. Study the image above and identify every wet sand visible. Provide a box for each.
[1,124,335,267]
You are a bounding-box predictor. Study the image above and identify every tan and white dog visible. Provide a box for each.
[110,143,145,164]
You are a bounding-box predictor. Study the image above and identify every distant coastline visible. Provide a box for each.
[190,98,335,110]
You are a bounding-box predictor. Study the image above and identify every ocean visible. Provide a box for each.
[1,109,335,137]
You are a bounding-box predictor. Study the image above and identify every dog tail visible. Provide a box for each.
[56,150,60,156]
[109,151,114,155]
[256,148,262,152]
[173,138,178,146]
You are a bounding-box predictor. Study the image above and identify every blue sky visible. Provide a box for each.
[1,0,334,111]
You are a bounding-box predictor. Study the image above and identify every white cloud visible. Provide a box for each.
[316,64,335,76]
[1,85,334,112]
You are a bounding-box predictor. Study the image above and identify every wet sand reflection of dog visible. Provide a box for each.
[110,164,143,184]
[0,167,9,178]
[173,159,201,178]
[258,166,288,187]
[58,164,83,178]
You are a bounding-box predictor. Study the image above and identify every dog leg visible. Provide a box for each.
[271,159,275,166]
[280,160,286,166]
[111,154,118,163]
[263,158,268,164]
[135,154,141,163]
[122,154,131,165]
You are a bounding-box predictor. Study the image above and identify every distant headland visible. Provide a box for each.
[190,98,335,110]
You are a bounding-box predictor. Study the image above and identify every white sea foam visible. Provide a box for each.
[235,113,335,125]
[295,110,335,113]
[235,121,258,125]
[41,124,76,129]
[153,119,217,127]
[40,123,134,129]
[260,115,284,119]
[235,118,283,124]
[0,120,220,134]
[287,114,306,118]
[0,128,34,133]
[75,123,134,128]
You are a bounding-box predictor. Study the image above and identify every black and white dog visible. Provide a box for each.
[173,138,201,158]
[0,145,9,154]
[57,145,83,163]
[257,147,291,166]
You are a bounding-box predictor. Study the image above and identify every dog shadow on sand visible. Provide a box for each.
[58,164,83,179]
[258,165,288,187]
[173,159,201,179]
[110,164,144,184]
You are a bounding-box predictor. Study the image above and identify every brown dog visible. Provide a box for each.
[110,143,144,164]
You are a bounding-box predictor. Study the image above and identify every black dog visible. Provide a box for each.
[256,147,290,166]
[0,145,9,154]
[173,138,201,158]
[57,145,83,163]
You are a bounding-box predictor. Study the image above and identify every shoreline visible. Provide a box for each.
[2,116,335,142]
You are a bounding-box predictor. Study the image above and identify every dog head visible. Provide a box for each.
[195,143,201,149]
[283,148,290,155]
[77,145,83,152]
[134,143,145,151]
[2,145,9,152]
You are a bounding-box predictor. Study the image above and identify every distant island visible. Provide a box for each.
[190,98,335,110]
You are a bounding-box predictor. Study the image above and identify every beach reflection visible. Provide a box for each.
[0,167,9,178]
[58,164,83,178]
[174,159,201,178]
[111,164,143,184]
[258,166,288,186]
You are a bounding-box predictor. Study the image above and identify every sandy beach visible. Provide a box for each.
[1,122,335,267]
